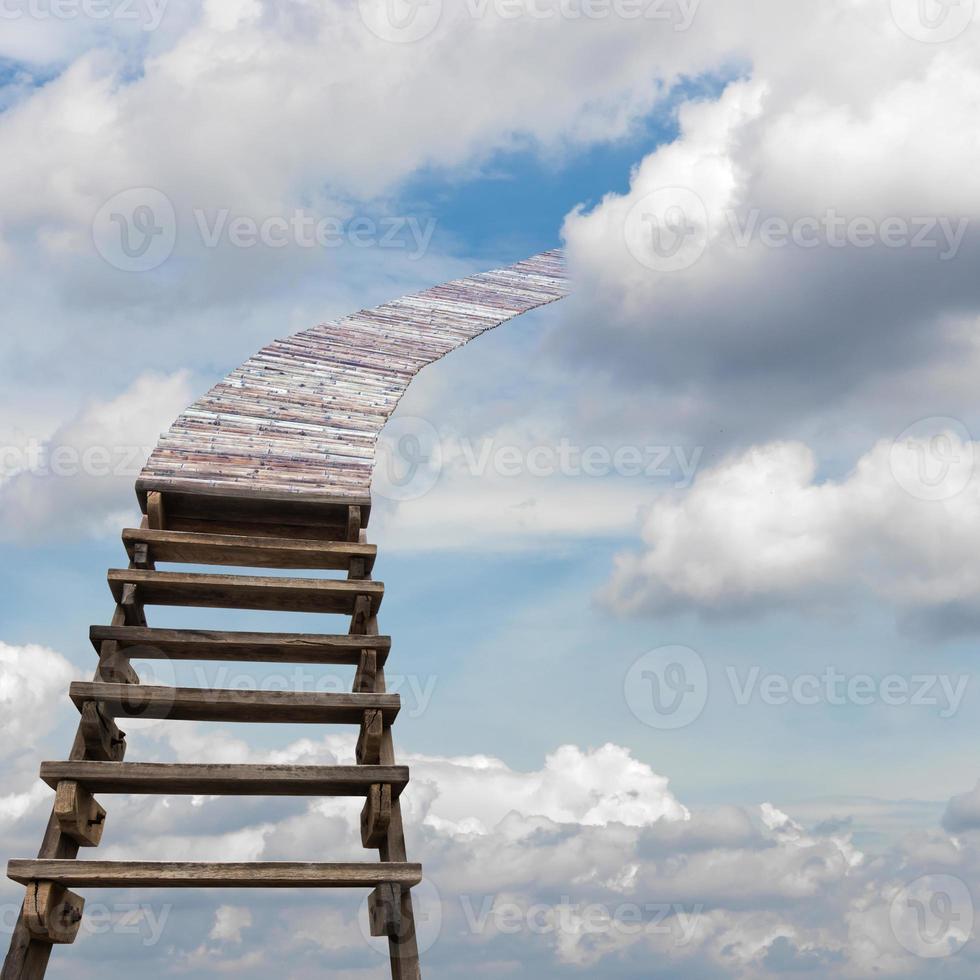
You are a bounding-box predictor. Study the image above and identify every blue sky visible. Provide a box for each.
[2,1,980,977]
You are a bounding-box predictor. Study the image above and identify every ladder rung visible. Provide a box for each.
[70,682,400,725]
[89,626,391,666]
[122,528,377,572]
[7,860,421,889]
[40,762,408,797]
[108,569,383,615]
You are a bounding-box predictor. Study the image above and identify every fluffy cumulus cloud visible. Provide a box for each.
[0,369,194,538]
[562,3,980,447]
[0,642,78,827]
[1,721,977,978]
[601,433,980,627]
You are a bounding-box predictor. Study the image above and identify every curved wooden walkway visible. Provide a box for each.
[140,250,569,501]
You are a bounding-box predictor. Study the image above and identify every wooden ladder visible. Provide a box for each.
[2,486,423,979]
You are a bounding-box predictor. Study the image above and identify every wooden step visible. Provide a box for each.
[40,762,408,797]
[8,860,420,889]
[108,569,383,615]
[89,626,390,666]
[136,480,372,534]
[122,528,377,573]
[70,683,400,725]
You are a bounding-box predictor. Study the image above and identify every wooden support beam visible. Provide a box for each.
[356,710,384,766]
[361,784,392,849]
[53,783,105,848]
[78,704,126,763]
[23,884,84,946]
[368,883,402,940]
[8,861,422,890]
[145,491,166,530]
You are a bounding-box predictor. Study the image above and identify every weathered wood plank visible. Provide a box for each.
[40,763,408,798]
[7,861,422,889]
[107,570,383,616]
[69,683,401,725]
[88,626,390,666]
[121,528,377,572]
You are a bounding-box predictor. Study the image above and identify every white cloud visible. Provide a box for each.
[209,906,253,944]
[0,369,194,539]
[0,640,77,755]
[561,10,980,446]
[601,434,980,627]
[10,723,973,978]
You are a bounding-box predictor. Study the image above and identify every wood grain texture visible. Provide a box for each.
[7,861,423,889]
[122,528,377,572]
[139,251,568,499]
[88,626,390,666]
[40,763,408,797]
[107,569,383,616]
[69,683,401,725]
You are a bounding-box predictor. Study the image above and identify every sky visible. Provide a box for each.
[2,0,980,976]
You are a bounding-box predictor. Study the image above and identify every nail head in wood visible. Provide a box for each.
[24,882,85,945]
